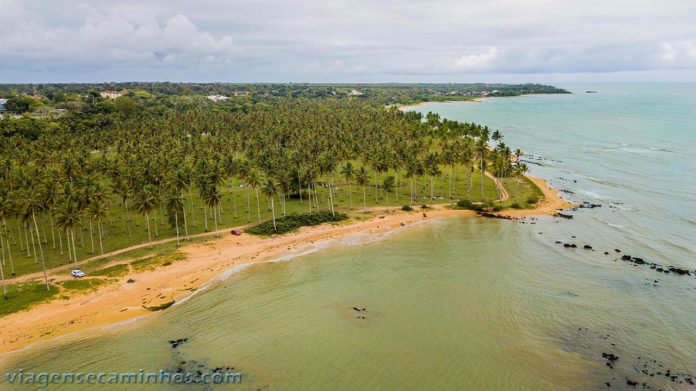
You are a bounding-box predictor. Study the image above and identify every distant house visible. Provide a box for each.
[100,91,124,99]
[0,98,7,111]
[207,95,230,102]
[348,89,364,96]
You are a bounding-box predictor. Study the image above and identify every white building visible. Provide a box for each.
[207,95,230,102]
[100,91,123,99]
[0,98,7,110]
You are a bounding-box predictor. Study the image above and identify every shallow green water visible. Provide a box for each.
[2,84,695,390]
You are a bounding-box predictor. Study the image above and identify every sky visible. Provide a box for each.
[1,0,696,83]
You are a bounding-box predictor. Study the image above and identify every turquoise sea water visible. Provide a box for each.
[1,84,695,390]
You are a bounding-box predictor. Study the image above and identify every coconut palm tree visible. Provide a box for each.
[201,186,221,236]
[55,199,81,264]
[133,186,156,243]
[245,168,263,222]
[382,176,395,212]
[19,187,50,290]
[261,179,278,232]
[424,153,441,206]
[165,190,185,245]
[355,166,370,209]
[340,162,355,209]
[86,200,107,256]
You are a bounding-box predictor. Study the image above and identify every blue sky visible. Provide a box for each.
[1,0,695,83]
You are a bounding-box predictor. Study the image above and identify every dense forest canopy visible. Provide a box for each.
[0,83,547,290]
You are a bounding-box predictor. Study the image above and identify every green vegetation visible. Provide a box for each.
[131,252,186,272]
[0,82,549,304]
[0,282,60,317]
[89,263,129,278]
[60,278,106,292]
[246,211,348,236]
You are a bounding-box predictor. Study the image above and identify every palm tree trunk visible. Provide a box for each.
[246,188,251,222]
[182,204,189,240]
[24,224,31,257]
[188,189,197,227]
[71,228,78,263]
[58,227,63,255]
[270,198,277,231]
[396,172,400,202]
[145,212,152,243]
[125,199,132,238]
[297,168,303,205]
[0,254,7,299]
[232,188,238,218]
[348,183,353,208]
[6,237,15,275]
[153,209,159,237]
[49,215,56,249]
[32,212,49,291]
[255,188,261,222]
[174,211,180,246]
[97,218,104,256]
[203,205,209,231]
[28,223,38,263]
[213,207,219,237]
[89,220,95,253]
[362,186,367,209]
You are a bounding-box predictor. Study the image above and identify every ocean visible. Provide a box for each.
[2,84,695,390]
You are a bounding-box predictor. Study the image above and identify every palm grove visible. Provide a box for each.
[0,97,531,296]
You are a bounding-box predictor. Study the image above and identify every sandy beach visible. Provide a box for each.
[0,176,570,357]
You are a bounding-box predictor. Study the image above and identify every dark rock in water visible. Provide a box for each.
[564,243,571,248]
[555,241,562,244]
[614,249,621,253]
[632,257,645,264]
[602,353,619,369]
[668,266,690,276]
[604,251,609,255]
[570,244,577,248]
[579,202,602,209]
[626,379,638,387]
[554,212,573,219]
[583,245,593,250]
[605,382,611,387]
[571,235,576,238]
[621,255,632,261]
[477,212,514,220]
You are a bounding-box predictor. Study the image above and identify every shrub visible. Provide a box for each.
[510,202,522,209]
[527,195,540,205]
[246,211,348,235]
[401,205,413,211]
[457,199,473,208]
[492,205,503,212]
[420,204,429,209]
[456,199,484,211]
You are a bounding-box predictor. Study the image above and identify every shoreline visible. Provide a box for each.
[0,176,571,358]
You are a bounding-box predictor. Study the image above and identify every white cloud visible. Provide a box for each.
[1,0,696,82]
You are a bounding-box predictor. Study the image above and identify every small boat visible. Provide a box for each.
[230,229,242,236]
[586,91,598,93]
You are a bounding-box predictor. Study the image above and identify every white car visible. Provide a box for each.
[71,269,85,278]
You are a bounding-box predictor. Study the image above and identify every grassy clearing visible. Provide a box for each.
[60,278,107,293]
[130,251,186,272]
[0,282,60,317]
[89,264,129,278]
[246,211,348,236]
